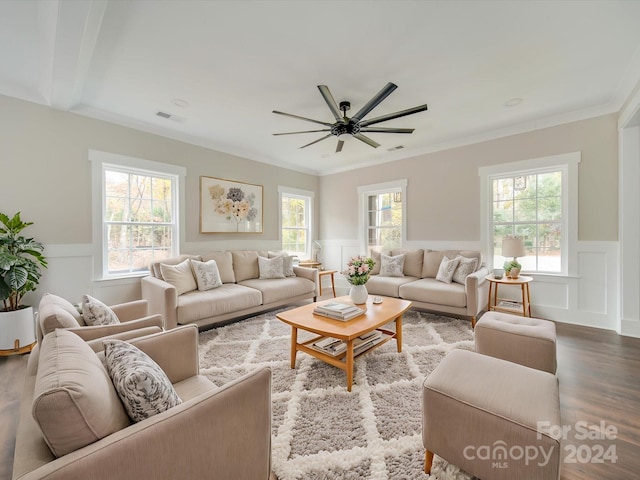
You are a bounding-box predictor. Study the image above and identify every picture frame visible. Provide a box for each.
[200,176,263,233]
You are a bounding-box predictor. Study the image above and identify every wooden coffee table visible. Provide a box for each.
[276,296,412,391]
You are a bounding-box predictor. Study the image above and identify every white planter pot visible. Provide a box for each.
[0,306,36,351]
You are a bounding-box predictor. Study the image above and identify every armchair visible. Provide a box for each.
[12,325,274,480]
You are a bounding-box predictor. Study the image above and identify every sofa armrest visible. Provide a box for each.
[293,265,319,297]
[128,325,199,383]
[465,266,490,316]
[110,299,149,321]
[141,275,178,330]
[85,326,164,353]
[15,367,273,480]
[65,315,163,342]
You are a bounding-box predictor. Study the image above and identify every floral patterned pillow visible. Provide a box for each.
[435,256,460,284]
[258,256,285,279]
[452,256,478,285]
[379,254,405,277]
[103,339,182,423]
[82,294,120,326]
[190,259,223,291]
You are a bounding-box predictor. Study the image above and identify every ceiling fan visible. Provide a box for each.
[273,82,428,153]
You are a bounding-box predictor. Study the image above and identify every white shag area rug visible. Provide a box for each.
[198,308,477,480]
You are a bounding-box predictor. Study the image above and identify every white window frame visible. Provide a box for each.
[479,152,580,277]
[278,186,314,258]
[357,179,407,254]
[90,150,186,280]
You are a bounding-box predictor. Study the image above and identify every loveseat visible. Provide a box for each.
[12,325,274,480]
[365,249,489,326]
[142,250,318,330]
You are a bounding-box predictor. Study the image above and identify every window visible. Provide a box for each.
[492,171,562,272]
[91,150,185,279]
[279,186,314,258]
[480,152,579,276]
[358,180,407,253]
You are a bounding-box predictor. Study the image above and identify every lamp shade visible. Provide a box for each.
[502,237,525,258]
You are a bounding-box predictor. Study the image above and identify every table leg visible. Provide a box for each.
[290,326,298,368]
[525,283,532,316]
[330,272,336,298]
[346,339,354,392]
[396,315,403,353]
[521,284,527,317]
[487,281,493,311]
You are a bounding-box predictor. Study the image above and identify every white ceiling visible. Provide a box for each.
[2,0,640,176]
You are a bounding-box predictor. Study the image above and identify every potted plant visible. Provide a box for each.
[0,212,47,352]
[503,259,522,279]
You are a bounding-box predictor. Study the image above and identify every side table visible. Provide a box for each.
[318,270,337,297]
[485,275,533,317]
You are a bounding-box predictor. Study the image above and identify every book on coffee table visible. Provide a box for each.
[314,302,365,320]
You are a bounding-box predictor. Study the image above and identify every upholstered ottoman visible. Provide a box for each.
[475,311,557,374]
[423,349,561,480]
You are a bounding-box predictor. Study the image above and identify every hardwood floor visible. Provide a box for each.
[0,320,638,479]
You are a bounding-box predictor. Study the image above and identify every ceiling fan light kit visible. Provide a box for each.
[273,82,428,153]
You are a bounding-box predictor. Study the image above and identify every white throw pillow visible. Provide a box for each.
[103,339,182,423]
[452,256,478,285]
[435,256,460,284]
[379,253,405,277]
[82,294,120,326]
[160,259,197,295]
[258,256,285,279]
[190,259,223,291]
[281,255,295,277]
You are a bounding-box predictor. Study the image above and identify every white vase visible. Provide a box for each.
[0,306,36,351]
[349,285,368,304]
[510,267,521,279]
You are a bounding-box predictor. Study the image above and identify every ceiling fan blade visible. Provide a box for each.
[359,127,415,134]
[273,129,331,136]
[273,110,333,127]
[353,133,381,149]
[317,85,344,123]
[299,134,333,149]
[336,140,344,153]
[351,82,398,122]
[359,104,428,127]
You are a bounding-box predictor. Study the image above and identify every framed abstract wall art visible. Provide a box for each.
[200,176,263,233]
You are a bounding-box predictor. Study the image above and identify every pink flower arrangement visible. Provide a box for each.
[342,255,376,285]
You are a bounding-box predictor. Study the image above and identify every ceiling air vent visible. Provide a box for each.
[387,145,404,152]
[156,111,172,119]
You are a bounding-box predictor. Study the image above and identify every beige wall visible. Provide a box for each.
[0,94,318,245]
[319,114,618,242]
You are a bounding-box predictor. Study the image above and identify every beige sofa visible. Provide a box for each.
[142,250,318,330]
[12,325,274,480]
[365,249,489,326]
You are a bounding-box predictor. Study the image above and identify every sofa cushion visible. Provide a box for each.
[369,248,390,275]
[366,275,419,298]
[82,294,120,326]
[240,277,316,304]
[104,339,182,422]
[201,251,235,283]
[160,259,198,295]
[379,253,405,277]
[190,259,223,291]
[422,250,445,278]
[391,249,424,277]
[445,250,482,272]
[32,329,130,457]
[399,278,467,307]
[452,255,478,285]
[436,256,460,284]
[38,293,84,335]
[176,284,263,324]
[258,256,285,279]
[232,251,261,282]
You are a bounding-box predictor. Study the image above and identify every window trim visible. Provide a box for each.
[278,185,314,258]
[90,150,186,280]
[479,152,580,277]
[357,179,407,254]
